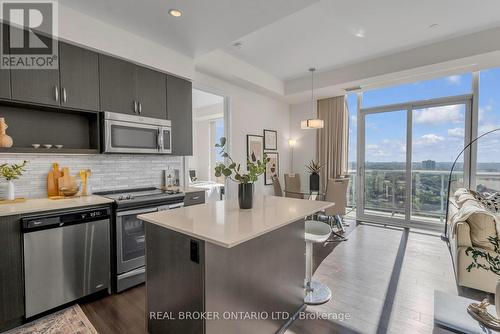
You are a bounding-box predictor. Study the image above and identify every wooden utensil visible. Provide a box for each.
[53,163,62,196]
[47,163,62,197]
[80,169,88,196]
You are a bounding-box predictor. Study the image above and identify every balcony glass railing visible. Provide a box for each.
[345,169,500,224]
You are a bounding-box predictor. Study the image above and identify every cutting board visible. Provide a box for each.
[0,198,26,204]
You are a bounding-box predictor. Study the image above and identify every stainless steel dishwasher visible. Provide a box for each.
[22,207,111,318]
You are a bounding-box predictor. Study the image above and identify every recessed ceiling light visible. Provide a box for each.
[169,9,182,17]
[354,29,365,38]
[233,41,243,49]
[429,23,439,29]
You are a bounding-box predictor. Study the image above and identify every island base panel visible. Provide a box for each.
[146,219,305,334]
[205,219,305,334]
[146,223,205,334]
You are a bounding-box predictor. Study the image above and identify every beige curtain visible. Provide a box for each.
[316,96,349,191]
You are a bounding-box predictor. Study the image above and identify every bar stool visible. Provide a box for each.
[304,220,332,305]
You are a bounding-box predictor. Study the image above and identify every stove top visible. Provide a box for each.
[95,187,184,206]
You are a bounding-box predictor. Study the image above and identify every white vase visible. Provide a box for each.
[496,279,500,319]
[6,180,15,200]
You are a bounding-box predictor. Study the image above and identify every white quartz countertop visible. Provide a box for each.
[0,195,114,217]
[139,196,334,248]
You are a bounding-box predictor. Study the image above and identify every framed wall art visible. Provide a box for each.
[246,134,264,163]
[264,152,279,185]
[263,129,277,150]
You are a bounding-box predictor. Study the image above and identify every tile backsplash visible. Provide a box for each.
[0,154,183,199]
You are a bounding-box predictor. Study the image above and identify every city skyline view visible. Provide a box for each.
[347,69,500,166]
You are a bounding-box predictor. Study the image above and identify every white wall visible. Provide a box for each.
[194,72,291,199]
[289,101,317,191]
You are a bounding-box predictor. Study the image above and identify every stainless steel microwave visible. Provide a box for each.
[103,112,172,154]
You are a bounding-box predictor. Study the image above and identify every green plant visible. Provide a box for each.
[305,160,324,174]
[0,160,27,181]
[466,236,500,275]
[214,137,269,184]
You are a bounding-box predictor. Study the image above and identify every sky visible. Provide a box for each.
[347,68,500,167]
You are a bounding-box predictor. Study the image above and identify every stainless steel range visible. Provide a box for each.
[95,187,184,292]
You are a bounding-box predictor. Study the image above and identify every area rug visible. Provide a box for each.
[4,305,98,334]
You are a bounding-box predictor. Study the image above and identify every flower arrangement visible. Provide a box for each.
[0,160,27,181]
[305,160,324,174]
[214,137,269,184]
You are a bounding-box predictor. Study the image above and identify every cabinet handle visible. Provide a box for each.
[157,128,162,150]
[62,88,67,103]
[54,86,59,101]
[192,196,200,200]
[138,102,142,114]
[133,101,137,113]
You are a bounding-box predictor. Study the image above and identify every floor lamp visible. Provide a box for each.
[442,127,500,242]
[289,139,296,172]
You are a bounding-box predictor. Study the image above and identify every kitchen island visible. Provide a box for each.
[139,196,334,334]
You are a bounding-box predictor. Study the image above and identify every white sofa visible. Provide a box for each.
[448,188,500,293]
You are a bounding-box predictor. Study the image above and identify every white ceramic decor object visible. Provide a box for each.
[7,180,15,200]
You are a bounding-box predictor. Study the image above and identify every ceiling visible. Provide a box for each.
[223,0,500,80]
[60,0,318,57]
[61,0,500,98]
[192,89,223,109]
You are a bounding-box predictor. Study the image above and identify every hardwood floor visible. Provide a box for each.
[287,223,460,334]
[81,284,147,334]
[80,223,473,334]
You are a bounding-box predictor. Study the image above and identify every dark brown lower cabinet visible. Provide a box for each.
[0,215,24,332]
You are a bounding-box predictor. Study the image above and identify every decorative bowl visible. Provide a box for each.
[54,145,63,149]
[31,144,40,149]
[59,185,79,197]
[43,144,52,149]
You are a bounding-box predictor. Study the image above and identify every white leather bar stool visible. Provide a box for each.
[304,220,332,305]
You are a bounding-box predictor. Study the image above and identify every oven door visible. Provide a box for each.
[116,207,157,274]
[105,119,161,154]
[159,126,172,154]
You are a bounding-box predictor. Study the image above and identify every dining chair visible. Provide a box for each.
[284,173,302,199]
[272,176,283,197]
[325,178,350,229]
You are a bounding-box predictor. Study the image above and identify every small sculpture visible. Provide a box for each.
[467,298,500,330]
[0,118,13,148]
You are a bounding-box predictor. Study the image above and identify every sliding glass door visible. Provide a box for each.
[361,109,408,222]
[357,96,471,229]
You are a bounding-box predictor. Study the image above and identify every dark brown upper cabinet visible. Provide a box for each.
[167,75,193,156]
[99,54,136,115]
[0,67,10,100]
[0,24,11,100]
[10,67,60,106]
[100,55,167,119]
[59,42,99,111]
[135,66,167,119]
[8,25,60,106]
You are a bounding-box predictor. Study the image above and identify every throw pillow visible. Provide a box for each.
[471,191,500,213]
[467,212,498,251]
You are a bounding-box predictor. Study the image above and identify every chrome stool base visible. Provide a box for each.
[304,281,332,305]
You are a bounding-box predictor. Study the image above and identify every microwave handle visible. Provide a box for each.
[160,128,165,150]
[157,128,162,151]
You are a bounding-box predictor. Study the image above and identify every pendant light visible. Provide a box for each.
[301,67,324,129]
